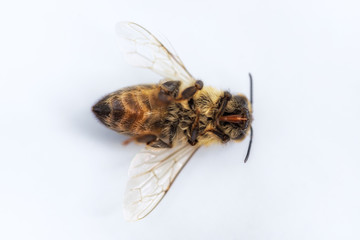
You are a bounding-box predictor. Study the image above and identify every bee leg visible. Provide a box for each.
[188,109,200,146]
[188,128,199,146]
[208,128,230,143]
[158,80,181,103]
[188,98,195,111]
[167,121,179,147]
[160,80,181,93]
[148,139,172,148]
[123,134,157,145]
[123,134,172,148]
[177,80,203,101]
[215,91,232,126]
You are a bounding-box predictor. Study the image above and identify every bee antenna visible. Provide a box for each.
[244,126,253,163]
[244,73,254,163]
[249,73,253,105]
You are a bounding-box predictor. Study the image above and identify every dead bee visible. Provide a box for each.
[92,22,254,221]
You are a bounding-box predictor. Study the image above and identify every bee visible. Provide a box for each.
[92,22,254,221]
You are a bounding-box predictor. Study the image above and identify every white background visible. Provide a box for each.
[1,0,360,239]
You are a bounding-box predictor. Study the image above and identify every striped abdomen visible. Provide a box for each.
[92,85,167,136]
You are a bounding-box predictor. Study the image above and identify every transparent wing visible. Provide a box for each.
[123,142,199,221]
[116,22,196,89]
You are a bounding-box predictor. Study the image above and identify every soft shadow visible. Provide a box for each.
[71,102,127,144]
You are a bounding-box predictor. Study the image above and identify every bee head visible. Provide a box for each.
[218,94,252,142]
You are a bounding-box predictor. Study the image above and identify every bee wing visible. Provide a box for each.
[123,142,200,221]
[116,22,197,88]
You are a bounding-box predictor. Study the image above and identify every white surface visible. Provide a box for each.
[1,0,360,239]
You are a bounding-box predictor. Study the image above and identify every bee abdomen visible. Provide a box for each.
[114,86,162,134]
[93,85,164,136]
[110,92,141,132]
[112,96,126,122]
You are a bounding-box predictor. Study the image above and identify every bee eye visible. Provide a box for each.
[238,97,248,107]
[234,95,248,107]
[241,99,247,106]
[234,131,245,140]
